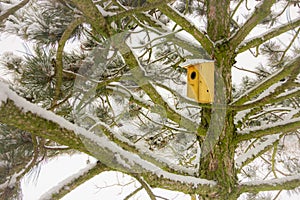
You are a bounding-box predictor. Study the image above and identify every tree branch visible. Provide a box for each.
[107,0,172,23]
[156,4,214,56]
[232,56,300,106]
[233,86,300,111]
[0,0,30,22]
[68,0,110,37]
[229,0,276,48]
[53,17,85,108]
[236,117,300,142]
[239,174,300,194]
[237,17,300,53]
[124,187,143,200]
[67,0,208,136]
[235,134,281,169]
[0,82,217,195]
[121,47,207,136]
[40,162,109,199]
[133,175,156,200]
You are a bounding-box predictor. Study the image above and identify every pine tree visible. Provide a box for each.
[0,0,300,199]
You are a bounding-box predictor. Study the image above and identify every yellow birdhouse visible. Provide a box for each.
[182,60,214,103]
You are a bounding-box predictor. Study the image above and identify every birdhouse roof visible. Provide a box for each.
[180,59,214,68]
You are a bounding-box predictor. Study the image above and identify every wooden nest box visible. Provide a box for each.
[181,59,214,103]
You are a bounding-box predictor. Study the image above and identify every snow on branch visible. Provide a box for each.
[236,117,300,142]
[240,174,300,193]
[235,134,280,169]
[0,0,29,22]
[106,0,173,22]
[238,17,300,53]
[229,0,276,48]
[232,56,300,106]
[0,82,216,192]
[40,162,108,199]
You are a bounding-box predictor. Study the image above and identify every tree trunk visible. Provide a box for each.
[198,0,238,197]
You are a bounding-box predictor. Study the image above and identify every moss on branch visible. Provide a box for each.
[0,100,89,154]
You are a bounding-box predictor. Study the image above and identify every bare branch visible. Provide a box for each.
[53,17,85,108]
[123,187,143,200]
[0,0,30,22]
[238,17,300,53]
[134,175,156,200]
[229,0,276,48]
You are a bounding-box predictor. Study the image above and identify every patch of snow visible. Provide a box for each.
[96,5,114,17]
[234,108,252,124]
[179,59,214,67]
[277,87,300,98]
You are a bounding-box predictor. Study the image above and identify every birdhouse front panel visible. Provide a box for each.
[186,62,214,103]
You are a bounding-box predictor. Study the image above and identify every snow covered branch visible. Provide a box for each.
[234,86,300,111]
[0,83,89,154]
[40,162,109,199]
[107,0,172,22]
[237,17,300,53]
[0,0,29,22]
[229,0,276,48]
[232,56,300,106]
[0,82,217,195]
[236,117,300,142]
[239,174,300,194]
[235,134,280,169]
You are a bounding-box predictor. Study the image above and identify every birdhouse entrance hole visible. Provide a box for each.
[190,71,197,80]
